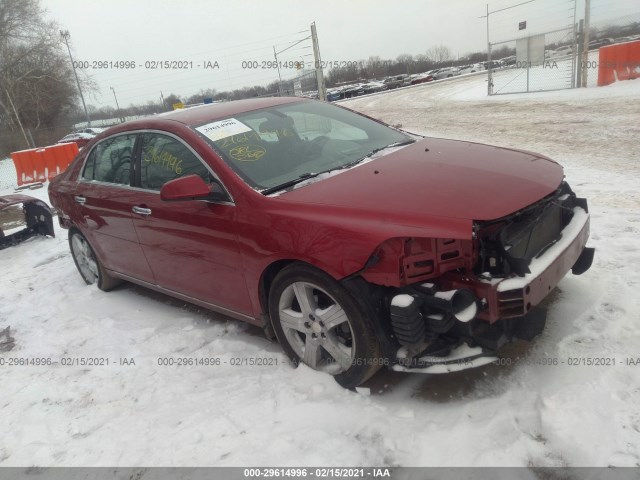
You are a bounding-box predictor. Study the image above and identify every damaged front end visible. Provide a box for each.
[380,182,594,373]
[0,195,55,250]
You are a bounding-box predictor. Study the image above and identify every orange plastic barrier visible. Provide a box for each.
[598,40,640,86]
[10,142,79,186]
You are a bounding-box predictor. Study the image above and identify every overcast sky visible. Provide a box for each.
[41,0,639,109]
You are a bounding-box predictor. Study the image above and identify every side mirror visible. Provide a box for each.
[160,174,228,202]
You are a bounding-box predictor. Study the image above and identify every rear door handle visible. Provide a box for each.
[132,206,152,216]
[74,195,86,205]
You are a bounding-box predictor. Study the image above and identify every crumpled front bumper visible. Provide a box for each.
[490,206,593,321]
[439,205,593,324]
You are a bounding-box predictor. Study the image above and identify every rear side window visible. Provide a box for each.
[138,133,211,190]
[83,134,136,185]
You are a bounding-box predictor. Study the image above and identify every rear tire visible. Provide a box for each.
[69,230,122,291]
[268,263,382,389]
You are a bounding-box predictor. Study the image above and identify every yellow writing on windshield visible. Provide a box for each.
[229,144,266,162]
[218,131,262,149]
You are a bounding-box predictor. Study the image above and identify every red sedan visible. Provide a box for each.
[410,73,434,85]
[49,97,594,387]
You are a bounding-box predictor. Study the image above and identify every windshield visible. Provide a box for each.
[192,100,412,193]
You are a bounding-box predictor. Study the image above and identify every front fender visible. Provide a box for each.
[237,201,473,318]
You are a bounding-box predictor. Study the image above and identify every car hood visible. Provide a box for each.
[280,137,564,221]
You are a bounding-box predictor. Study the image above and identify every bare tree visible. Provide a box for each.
[0,0,84,152]
[425,44,453,65]
[163,93,182,110]
[395,54,414,74]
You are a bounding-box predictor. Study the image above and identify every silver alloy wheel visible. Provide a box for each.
[278,281,355,374]
[71,234,99,284]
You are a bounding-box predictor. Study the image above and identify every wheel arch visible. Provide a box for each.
[67,225,111,276]
[256,257,398,357]
[258,258,338,333]
[67,225,122,291]
[264,260,385,387]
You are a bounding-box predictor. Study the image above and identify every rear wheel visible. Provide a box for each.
[69,230,121,291]
[268,264,382,388]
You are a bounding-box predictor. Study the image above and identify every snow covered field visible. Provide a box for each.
[1,77,640,467]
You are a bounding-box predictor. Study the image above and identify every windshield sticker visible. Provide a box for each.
[229,145,266,162]
[196,118,252,141]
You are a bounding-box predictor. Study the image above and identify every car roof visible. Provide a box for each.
[151,96,304,127]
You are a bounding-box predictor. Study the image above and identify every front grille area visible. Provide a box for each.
[475,182,577,278]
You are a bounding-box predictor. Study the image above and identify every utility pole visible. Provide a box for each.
[273,46,284,95]
[576,19,584,88]
[60,30,91,127]
[485,4,492,95]
[111,87,124,123]
[581,0,591,87]
[160,91,166,110]
[311,22,327,102]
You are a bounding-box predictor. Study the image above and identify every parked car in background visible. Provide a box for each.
[409,72,434,84]
[326,89,342,102]
[618,34,640,43]
[382,74,410,89]
[482,60,504,70]
[57,132,95,148]
[432,67,460,80]
[588,38,613,50]
[457,63,485,75]
[77,127,106,135]
[499,56,517,67]
[552,45,573,57]
[341,83,366,98]
[362,81,386,94]
[49,97,594,388]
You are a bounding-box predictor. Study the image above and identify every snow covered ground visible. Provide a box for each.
[1,77,640,467]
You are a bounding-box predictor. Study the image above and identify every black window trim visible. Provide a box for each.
[78,129,235,205]
[79,132,139,186]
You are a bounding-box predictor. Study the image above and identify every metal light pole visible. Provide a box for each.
[311,22,326,102]
[110,86,124,123]
[273,46,284,95]
[479,5,492,95]
[581,0,591,87]
[60,30,91,127]
[485,4,492,95]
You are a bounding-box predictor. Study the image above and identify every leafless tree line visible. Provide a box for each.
[0,0,92,155]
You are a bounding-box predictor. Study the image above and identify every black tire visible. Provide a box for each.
[268,263,382,389]
[68,229,122,291]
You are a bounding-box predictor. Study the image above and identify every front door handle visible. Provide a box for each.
[74,195,86,205]
[132,206,152,216]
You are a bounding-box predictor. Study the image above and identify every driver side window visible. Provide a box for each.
[83,134,136,185]
[139,133,212,190]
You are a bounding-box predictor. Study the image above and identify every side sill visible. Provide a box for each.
[110,271,259,325]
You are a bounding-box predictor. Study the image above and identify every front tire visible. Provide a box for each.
[69,230,121,291]
[268,264,382,388]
